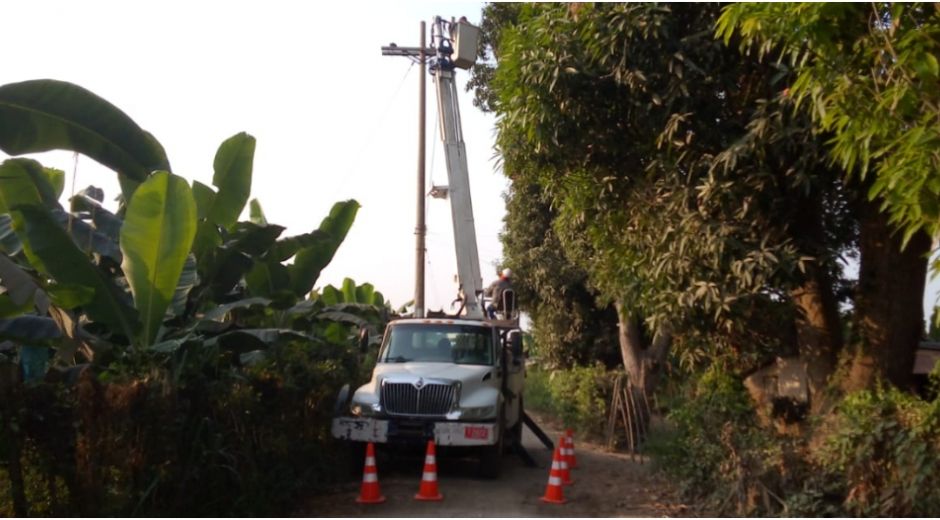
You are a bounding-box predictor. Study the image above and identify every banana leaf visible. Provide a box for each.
[200,296,271,323]
[209,132,255,229]
[0,294,33,318]
[120,171,197,346]
[0,315,61,343]
[70,190,123,241]
[8,205,138,338]
[288,200,360,297]
[0,214,21,256]
[192,181,217,221]
[0,159,56,210]
[270,230,330,262]
[245,260,291,298]
[0,254,38,306]
[0,79,170,193]
[249,199,268,225]
[169,254,198,318]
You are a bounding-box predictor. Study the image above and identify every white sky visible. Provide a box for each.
[3,1,938,321]
[1,1,507,313]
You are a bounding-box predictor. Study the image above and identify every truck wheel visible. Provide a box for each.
[477,425,503,479]
[346,441,367,479]
[504,400,524,455]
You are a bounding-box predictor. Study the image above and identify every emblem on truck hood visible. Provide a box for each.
[413,378,425,390]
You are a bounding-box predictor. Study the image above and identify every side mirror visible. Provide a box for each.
[509,331,523,363]
[358,327,370,353]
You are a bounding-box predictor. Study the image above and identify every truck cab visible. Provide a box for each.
[332,318,524,477]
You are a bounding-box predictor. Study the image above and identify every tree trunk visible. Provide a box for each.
[791,265,843,406]
[614,301,671,398]
[788,189,844,406]
[845,196,931,391]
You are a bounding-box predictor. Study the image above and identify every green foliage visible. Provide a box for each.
[0,337,363,516]
[524,364,612,437]
[811,387,940,516]
[11,203,138,339]
[477,3,851,374]
[0,78,384,515]
[316,277,385,308]
[718,3,940,247]
[648,365,940,517]
[0,159,58,210]
[646,366,782,516]
[501,177,621,368]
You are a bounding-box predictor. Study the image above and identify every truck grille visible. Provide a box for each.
[382,381,456,416]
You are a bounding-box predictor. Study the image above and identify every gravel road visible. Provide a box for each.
[298,416,690,517]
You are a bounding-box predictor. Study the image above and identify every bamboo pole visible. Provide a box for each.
[606,376,621,450]
[619,383,634,453]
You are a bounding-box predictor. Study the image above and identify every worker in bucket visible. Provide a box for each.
[484,268,513,319]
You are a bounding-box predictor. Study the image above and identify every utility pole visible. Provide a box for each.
[382,24,434,318]
[417,22,426,319]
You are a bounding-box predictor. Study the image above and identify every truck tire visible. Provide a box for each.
[477,433,503,479]
[504,397,524,455]
[478,404,505,479]
[346,441,367,479]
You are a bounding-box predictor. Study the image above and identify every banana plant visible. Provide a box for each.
[0,78,375,373]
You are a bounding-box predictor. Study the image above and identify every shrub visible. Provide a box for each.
[648,365,940,517]
[524,363,613,437]
[807,386,940,517]
[646,365,782,516]
[0,339,362,516]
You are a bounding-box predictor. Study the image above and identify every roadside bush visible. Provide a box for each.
[524,363,613,437]
[801,386,940,517]
[0,339,363,516]
[646,365,783,516]
[648,365,940,517]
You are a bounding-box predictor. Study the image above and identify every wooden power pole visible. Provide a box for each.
[382,22,432,317]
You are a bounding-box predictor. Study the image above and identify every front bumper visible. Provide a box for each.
[331,416,498,446]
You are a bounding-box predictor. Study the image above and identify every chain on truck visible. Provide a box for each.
[331,16,548,479]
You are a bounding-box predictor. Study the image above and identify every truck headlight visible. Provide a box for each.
[459,405,497,420]
[351,402,382,417]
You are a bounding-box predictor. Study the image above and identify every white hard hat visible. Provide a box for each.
[502,268,512,278]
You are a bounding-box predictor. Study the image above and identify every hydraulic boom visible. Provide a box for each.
[431,17,484,319]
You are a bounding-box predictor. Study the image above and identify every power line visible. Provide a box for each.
[329,61,416,200]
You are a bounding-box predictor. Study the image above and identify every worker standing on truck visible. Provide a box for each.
[485,268,512,319]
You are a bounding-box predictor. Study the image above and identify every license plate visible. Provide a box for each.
[464,426,490,440]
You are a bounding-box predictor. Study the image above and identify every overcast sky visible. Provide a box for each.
[2,0,505,313]
[3,1,938,320]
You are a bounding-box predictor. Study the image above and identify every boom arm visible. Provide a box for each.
[432,18,484,319]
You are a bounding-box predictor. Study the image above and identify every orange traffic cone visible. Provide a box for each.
[540,444,567,504]
[356,442,386,504]
[414,440,443,501]
[558,435,574,485]
[565,428,578,469]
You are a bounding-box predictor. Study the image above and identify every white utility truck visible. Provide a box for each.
[331,17,526,478]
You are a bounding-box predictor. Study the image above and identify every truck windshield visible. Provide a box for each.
[379,324,494,365]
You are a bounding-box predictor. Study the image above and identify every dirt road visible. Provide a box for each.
[298,417,690,517]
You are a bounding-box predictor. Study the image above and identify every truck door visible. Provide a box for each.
[501,329,525,427]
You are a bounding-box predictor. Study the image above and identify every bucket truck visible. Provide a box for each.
[331,17,525,478]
